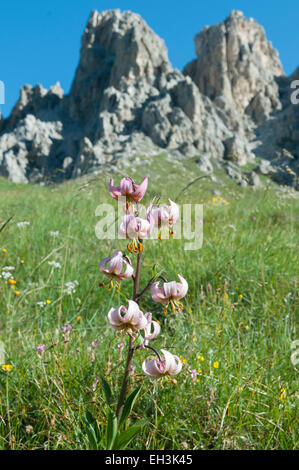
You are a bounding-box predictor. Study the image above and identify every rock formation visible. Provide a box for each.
[0,9,298,188]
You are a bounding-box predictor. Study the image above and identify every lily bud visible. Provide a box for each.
[144,312,161,345]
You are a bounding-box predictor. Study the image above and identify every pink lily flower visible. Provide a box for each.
[118,214,154,240]
[109,176,148,203]
[142,349,182,378]
[151,274,188,304]
[108,300,148,332]
[149,199,180,228]
[100,250,133,281]
[144,312,161,345]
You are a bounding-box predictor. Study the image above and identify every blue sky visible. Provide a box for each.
[0,0,298,117]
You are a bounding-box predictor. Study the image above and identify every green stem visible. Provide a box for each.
[116,242,143,423]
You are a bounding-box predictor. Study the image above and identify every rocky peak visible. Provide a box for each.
[184,10,284,123]
[69,9,171,123]
[0,9,298,188]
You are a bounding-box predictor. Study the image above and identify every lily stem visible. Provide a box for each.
[116,240,143,423]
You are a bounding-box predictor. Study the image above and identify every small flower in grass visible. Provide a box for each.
[17,221,30,228]
[130,365,136,372]
[25,425,33,434]
[20,259,25,264]
[197,355,205,362]
[77,315,82,321]
[48,261,62,269]
[245,325,249,330]
[280,387,286,402]
[14,291,21,296]
[92,377,99,392]
[239,294,243,299]
[2,364,13,372]
[8,279,16,285]
[88,342,98,362]
[100,250,134,282]
[1,267,15,280]
[2,248,7,253]
[142,349,182,379]
[36,344,46,358]
[108,300,148,333]
[61,323,72,342]
[46,299,51,305]
[252,217,256,221]
[213,361,219,369]
[190,369,197,380]
[117,343,124,351]
[223,293,229,299]
[151,274,188,314]
[49,231,60,238]
[192,337,196,342]
[64,281,79,295]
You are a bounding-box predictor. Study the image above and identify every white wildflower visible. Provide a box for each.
[49,231,60,238]
[17,221,30,228]
[64,281,79,295]
[48,261,62,269]
[1,271,14,280]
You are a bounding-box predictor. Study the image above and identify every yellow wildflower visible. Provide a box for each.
[8,279,16,285]
[14,291,21,296]
[77,315,82,321]
[280,387,286,402]
[46,299,51,305]
[213,361,219,369]
[2,364,13,372]
[2,248,7,253]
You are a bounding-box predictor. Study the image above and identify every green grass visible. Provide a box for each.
[0,155,298,450]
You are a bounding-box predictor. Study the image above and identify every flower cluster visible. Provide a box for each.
[99,176,188,381]
[110,176,180,244]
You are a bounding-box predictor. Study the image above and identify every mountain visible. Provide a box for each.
[0,9,298,188]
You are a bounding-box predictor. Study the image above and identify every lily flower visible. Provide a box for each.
[108,300,148,332]
[109,176,148,203]
[142,349,182,378]
[144,312,161,345]
[149,199,180,228]
[118,214,154,240]
[100,250,133,281]
[151,274,188,304]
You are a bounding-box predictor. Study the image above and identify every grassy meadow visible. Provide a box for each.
[0,154,298,450]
